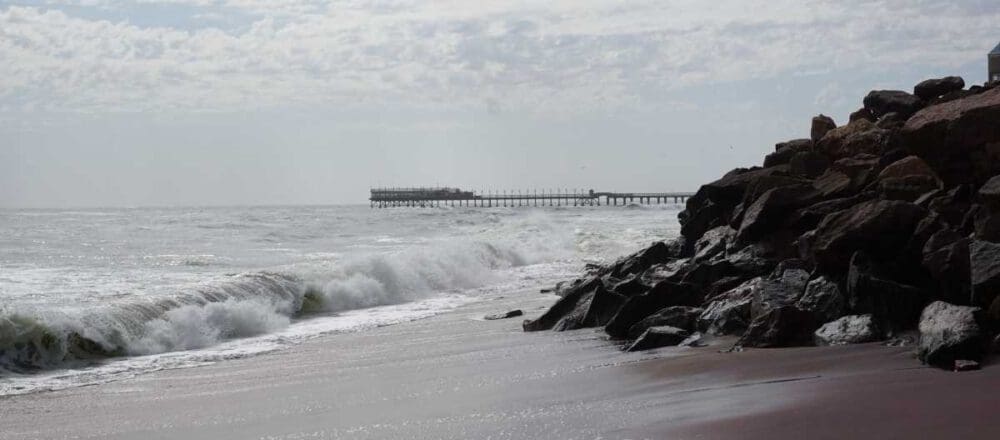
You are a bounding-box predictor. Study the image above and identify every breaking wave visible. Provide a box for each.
[0,240,530,373]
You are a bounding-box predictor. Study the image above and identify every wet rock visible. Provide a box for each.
[814,314,880,346]
[626,326,691,352]
[922,231,970,305]
[788,192,876,231]
[578,286,627,328]
[698,277,760,335]
[918,301,985,368]
[796,276,846,323]
[913,76,965,100]
[902,87,1000,187]
[970,240,1000,308]
[736,184,818,243]
[811,114,837,142]
[979,175,1000,208]
[739,305,817,347]
[863,90,925,119]
[485,310,524,320]
[608,241,674,278]
[609,274,652,297]
[604,281,701,339]
[640,259,690,285]
[692,226,733,262]
[523,276,602,331]
[810,200,927,272]
[627,306,703,339]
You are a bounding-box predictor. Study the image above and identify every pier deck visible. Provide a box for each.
[369,187,693,208]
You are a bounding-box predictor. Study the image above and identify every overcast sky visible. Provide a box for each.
[1,0,999,207]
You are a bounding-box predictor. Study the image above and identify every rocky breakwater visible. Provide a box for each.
[524,76,1000,371]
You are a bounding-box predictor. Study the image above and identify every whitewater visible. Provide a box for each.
[0,204,679,395]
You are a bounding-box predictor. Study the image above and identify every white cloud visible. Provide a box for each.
[1,0,999,116]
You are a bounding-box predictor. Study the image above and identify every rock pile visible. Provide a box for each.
[524,77,1000,369]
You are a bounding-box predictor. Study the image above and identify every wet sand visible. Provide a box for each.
[2,290,997,439]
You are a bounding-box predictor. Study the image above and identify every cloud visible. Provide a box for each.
[1,0,999,117]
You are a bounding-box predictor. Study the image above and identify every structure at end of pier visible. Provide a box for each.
[369,187,693,208]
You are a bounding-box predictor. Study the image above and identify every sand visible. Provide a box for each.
[2,290,997,440]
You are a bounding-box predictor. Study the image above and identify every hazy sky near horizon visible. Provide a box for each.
[2,1,999,207]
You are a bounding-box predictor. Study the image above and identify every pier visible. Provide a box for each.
[369,187,693,208]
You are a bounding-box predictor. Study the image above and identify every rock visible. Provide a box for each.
[736,184,818,243]
[698,277,760,335]
[811,114,837,142]
[816,120,890,160]
[764,139,813,167]
[788,151,830,178]
[928,90,977,106]
[640,259,689,285]
[902,87,1000,187]
[625,326,691,352]
[954,359,981,372]
[876,112,906,129]
[878,175,941,202]
[927,185,974,228]
[978,175,1000,209]
[922,232,970,305]
[973,206,1000,242]
[913,76,965,100]
[604,281,701,339]
[788,192,875,231]
[608,241,674,278]
[849,107,875,123]
[970,240,1000,308]
[812,155,881,198]
[809,200,927,272]
[578,285,627,328]
[609,274,652,297]
[917,301,985,368]
[485,310,524,320]
[863,90,924,119]
[627,306,703,339]
[523,276,602,331]
[846,252,929,332]
[814,314,880,345]
[740,305,817,347]
[877,156,938,182]
[795,276,846,323]
[692,226,733,262]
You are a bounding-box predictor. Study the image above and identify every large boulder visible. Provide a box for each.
[877,156,938,182]
[922,231,971,305]
[788,151,830,178]
[812,155,881,198]
[736,184,818,243]
[815,120,890,160]
[795,276,846,324]
[809,200,927,271]
[811,114,836,142]
[738,268,817,347]
[970,240,1000,308]
[913,76,965,101]
[863,90,925,119]
[604,281,701,339]
[607,241,674,278]
[764,139,814,167]
[814,314,880,346]
[627,306,703,339]
[698,277,759,335]
[846,252,929,332]
[918,301,985,368]
[523,276,602,331]
[901,87,1000,187]
[625,326,691,352]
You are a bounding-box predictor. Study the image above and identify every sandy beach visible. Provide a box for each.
[2,288,996,440]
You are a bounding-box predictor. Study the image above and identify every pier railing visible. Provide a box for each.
[369,188,693,208]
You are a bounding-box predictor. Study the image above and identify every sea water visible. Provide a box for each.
[0,204,680,395]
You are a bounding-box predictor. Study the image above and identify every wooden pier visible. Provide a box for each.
[369,187,693,208]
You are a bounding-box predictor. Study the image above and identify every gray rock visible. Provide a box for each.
[917,301,985,368]
[625,326,691,352]
[814,314,880,346]
[484,310,523,320]
[795,276,846,323]
[698,277,760,335]
[627,306,703,339]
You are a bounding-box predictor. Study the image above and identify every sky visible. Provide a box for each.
[1,0,999,207]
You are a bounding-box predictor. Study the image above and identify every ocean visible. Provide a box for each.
[0,204,679,395]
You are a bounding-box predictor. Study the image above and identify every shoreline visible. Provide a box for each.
[4,283,997,439]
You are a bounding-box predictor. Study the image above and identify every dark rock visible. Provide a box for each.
[692,226,733,262]
[917,301,985,368]
[522,276,602,331]
[812,155,881,198]
[922,231,970,305]
[877,156,938,182]
[795,276,846,323]
[788,192,875,231]
[816,120,891,160]
[970,240,1000,308]
[978,175,1000,209]
[913,76,965,100]
[973,206,1000,242]
[640,259,689,285]
[849,107,875,123]
[863,90,924,119]
[809,200,927,272]
[608,241,673,278]
[954,359,981,372]
[788,151,830,178]
[578,286,627,328]
[627,306,703,339]
[847,252,929,332]
[739,305,817,347]
[678,199,726,243]
[764,139,813,167]
[485,310,524,320]
[927,185,974,228]
[698,277,760,335]
[625,326,691,352]
[876,112,906,129]
[811,114,836,142]
[604,281,701,339]
[878,175,941,202]
[736,185,818,244]
[814,314,880,346]
[610,274,652,297]
[901,87,1000,187]
[928,90,977,107]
